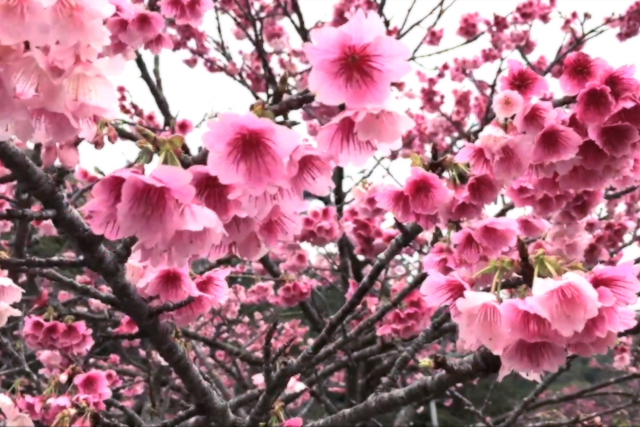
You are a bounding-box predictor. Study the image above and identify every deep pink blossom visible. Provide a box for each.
[404,167,449,215]
[514,101,555,134]
[142,267,201,303]
[531,124,582,165]
[190,166,243,223]
[159,0,212,26]
[588,123,639,157]
[575,82,615,124]
[560,52,607,95]
[74,370,112,401]
[117,165,195,247]
[501,60,549,99]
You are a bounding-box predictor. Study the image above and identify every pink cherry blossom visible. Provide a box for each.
[404,167,449,215]
[303,9,411,108]
[158,0,212,27]
[575,82,615,124]
[529,272,601,337]
[0,302,21,327]
[0,276,23,304]
[141,266,201,303]
[500,60,549,99]
[492,89,524,120]
[420,271,471,311]
[587,263,640,306]
[514,101,555,134]
[117,165,195,247]
[190,165,243,224]
[73,370,112,401]
[284,418,304,427]
[204,113,299,190]
[0,0,50,45]
[0,394,34,427]
[456,291,506,354]
[500,298,563,342]
[353,109,415,144]
[531,124,583,165]
[173,268,230,325]
[287,145,334,196]
[82,167,142,240]
[316,109,403,167]
[499,340,567,382]
[560,52,607,95]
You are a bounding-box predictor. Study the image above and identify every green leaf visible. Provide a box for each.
[159,148,182,167]
[135,146,155,165]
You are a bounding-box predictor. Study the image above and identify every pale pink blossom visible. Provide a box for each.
[456,291,506,354]
[420,271,471,312]
[0,276,23,305]
[492,90,524,120]
[0,302,21,327]
[499,340,566,382]
[204,113,299,190]
[117,165,195,247]
[287,145,334,196]
[0,394,34,427]
[529,272,601,337]
[303,9,411,108]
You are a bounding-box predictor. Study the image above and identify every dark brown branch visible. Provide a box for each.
[135,53,173,129]
[498,358,574,427]
[0,257,85,269]
[181,328,264,366]
[150,297,196,316]
[305,348,501,427]
[247,223,424,426]
[605,185,639,200]
[0,140,242,427]
[0,208,56,220]
[377,312,452,392]
[22,267,119,307]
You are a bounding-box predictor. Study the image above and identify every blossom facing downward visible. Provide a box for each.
[529,272,601,337]
[204,113,299,190]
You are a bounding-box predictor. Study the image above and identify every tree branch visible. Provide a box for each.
[0,140,242,427]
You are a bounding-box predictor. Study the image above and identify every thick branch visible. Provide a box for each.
[0,140,242,427]
[306,348,501,427]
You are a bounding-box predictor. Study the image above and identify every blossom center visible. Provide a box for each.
[336,44,381,88]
